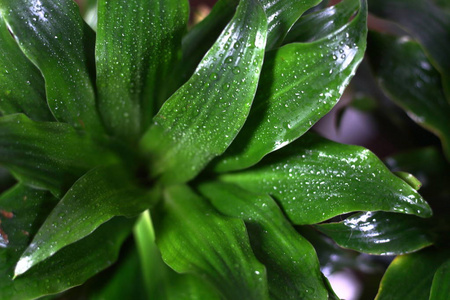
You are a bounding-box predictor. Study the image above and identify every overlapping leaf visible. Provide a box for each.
[0,114,119,197]
[199,181,329,299]
[220,133,431,225]
[154,185,269,299]
[0,0,102,132]
[14,165,158,277]
[96,0,189,140]
[140,0,268,184]
[213,0,367,172]
[430,259,450,300]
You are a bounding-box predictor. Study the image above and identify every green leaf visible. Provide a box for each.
[14,164,158,277]
[376,248,450,300]
[96,0,189,140]
[154,185,269,299]
[2,217,134,300]
[140,0,268,184]
[0,114,119,197]
[213,0,367,172]
[0,0,102,132]
[430,259,450,300]
[0,16,53,121]
[316,211,434,255]
[219,133,432,225]
[198,181,330,299]
[367,32,450,161]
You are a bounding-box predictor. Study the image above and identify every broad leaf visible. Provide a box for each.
[14,165,158,277]
[140,0,268,184]
[316,211,434,255]
[154,185,269,299]
[0,114,119,197]
[367,32,450,160]
[219,133,432,225]
[0,0,102,132]
[213,0,367,172]
[96,0,189,140]
[0,16,53,121]
[376,248,450,300]
[430,259,450,300]
[198,181,330,299]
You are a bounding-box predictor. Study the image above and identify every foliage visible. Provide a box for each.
[0,0,448,299]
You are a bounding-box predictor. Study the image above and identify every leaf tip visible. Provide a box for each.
[14,255,33,278]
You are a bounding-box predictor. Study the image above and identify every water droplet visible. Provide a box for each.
[225,56,233,63]
[209,73,218,81]
[232,67,241,75]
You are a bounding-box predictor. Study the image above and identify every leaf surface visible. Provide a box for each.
[0,0,102,132]
[154,185,269,299]
[14,165,158,277]
[198,181,330,299]
[220,133,432,225]
[429,259,450,300]
[96,0,189,140]
[140,0,267,184]
[214,0,367,172]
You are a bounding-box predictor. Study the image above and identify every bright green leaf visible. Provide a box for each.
[316,211,434,255]
[140,0,268,184]
[14,164,158,277]
[429,259,450,300]
[198,181,330,299]
[154,185,269,299]
[220,133,432,225]
[96,0,189,140]
[0,16,53,121]
[213,0,367,172]
[0,114,119,197]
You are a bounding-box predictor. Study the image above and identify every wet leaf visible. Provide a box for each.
[219,133,432,225]
[140,0,267,184]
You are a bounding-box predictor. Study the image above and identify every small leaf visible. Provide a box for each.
[376,248,450,300]
[154,185,269,299]
[394,171,422,190]
[96,0,189,140]
[220,133,432,225]
[0,0,102,132]
[198,181,330,299]
[430,259,450,300]
[0,16,53,121]
[316,211,434,255]
[0,114,120,197]
[213,0,367,172]
[140,0,268,184]
[14,164,158,277]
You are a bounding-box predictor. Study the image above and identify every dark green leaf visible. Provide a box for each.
[429,259,450,300]
[219,133,432,225]
[154,185,269,299]
[0,0,102,132]
[0,114,120,197]
[14,165,158,277]
[140,0,267,184]
[96,0,189,140]
[376,248,450,300]
[0,17,53,121]
[316,211,434,255]
[367,32,450,160]
[198,181,330,299]
[213,0,367,172]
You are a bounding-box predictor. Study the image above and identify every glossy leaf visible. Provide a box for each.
[14,165,158,277]
[0,16,53,121]
[154,185,269,299]
[140,0,268,184]
[198,181,330,299]
[316,211,434,255]
[96,0,189,140]
[0,0,102,132]
[219,133,432,225]
[376,248,450,300]
[2,217,134,300]
[0,114,119,197]
[213,0,367,172]
[429,259,450,300]
[367,32,450,160]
